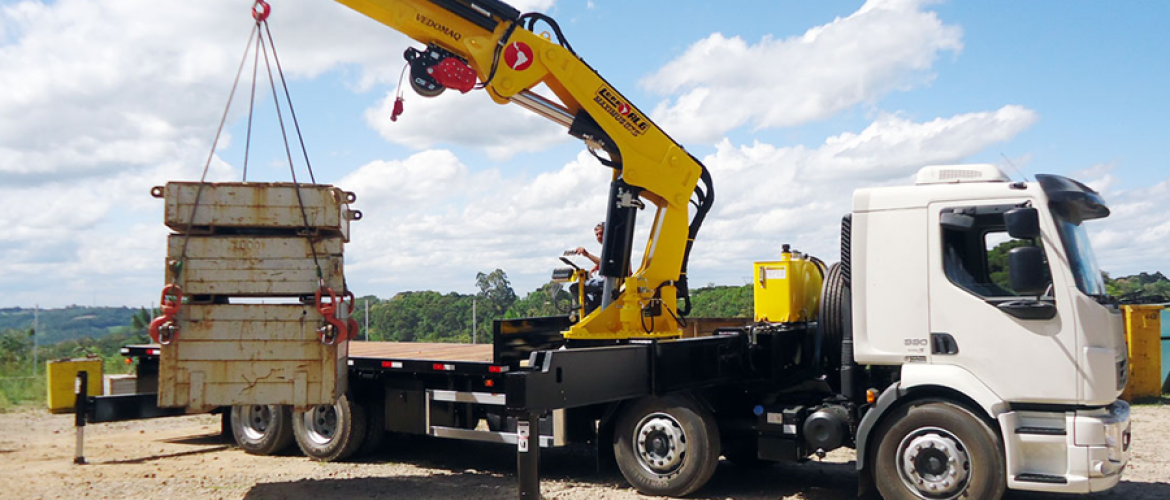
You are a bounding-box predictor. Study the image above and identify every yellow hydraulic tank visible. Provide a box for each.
[753,248,824,323]
[1120,305,1163,402]
[46,357,103,413]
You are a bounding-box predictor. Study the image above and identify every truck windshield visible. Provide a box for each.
[1036,174,1110,300]
[1051,211,1106,298]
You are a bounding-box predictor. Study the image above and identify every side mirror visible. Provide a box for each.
[1008,246,1047,296]
[1004,207,1040,239]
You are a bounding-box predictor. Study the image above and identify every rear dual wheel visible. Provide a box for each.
[230,404,295,455]
[614,395,721,497]
[293,393,368,462]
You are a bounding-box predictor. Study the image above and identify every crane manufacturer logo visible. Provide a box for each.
[504,42,534,71]
[416,13,462,41]
[594,85,649,137]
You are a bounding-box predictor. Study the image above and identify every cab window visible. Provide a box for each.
[941,205,1052,299]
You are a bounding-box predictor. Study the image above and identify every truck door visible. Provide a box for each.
[926,202,1079,403]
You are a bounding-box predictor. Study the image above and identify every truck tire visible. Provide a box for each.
[614,395,721,497]
[230,404,295,455]
[293,394,368,462]
[874,401,1005,500]
[359,396,387,456]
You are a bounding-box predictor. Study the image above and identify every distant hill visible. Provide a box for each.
[0,306,138,345]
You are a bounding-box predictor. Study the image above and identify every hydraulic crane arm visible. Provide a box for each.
[335,0,714,340]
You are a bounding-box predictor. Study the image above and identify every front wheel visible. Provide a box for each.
[293,393,368,462]
[230,404,295,455]
[614,395,721,497]
[874,401,1006,500]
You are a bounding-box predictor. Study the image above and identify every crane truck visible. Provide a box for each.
[76,1,1131,499]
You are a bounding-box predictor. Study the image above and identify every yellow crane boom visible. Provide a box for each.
[335,0,714,340]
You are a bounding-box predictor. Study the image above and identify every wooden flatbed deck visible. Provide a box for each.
[349,342,494,363]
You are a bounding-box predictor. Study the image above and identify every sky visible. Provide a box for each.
[0,0,1167,308]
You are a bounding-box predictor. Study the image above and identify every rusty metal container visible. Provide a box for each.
[158,304,348,411]
[153,181,358,410]
[155,182,360,241]
[166,235,343,296]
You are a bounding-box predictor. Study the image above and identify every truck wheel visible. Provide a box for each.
[614,395,721,497]
[293,393,368,462]
[230,404,295,455]
[359,396,387,456]
[874,401,1005,500]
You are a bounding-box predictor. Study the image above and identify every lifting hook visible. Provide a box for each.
[315,286,349,345]
[148,284,183,346]
[252,0,271,22]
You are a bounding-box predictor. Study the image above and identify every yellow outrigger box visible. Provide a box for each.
[46,357,103,413]
[753,246,824,324]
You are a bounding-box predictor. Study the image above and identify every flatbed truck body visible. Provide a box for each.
[77,168,1131,500]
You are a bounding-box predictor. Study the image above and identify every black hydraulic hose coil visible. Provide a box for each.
[819,215,856,399]
[839,215,856,400]
[819,263,846,374]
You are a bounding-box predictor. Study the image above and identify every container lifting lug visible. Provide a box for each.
[315,287,349,344]
[148,284,183,345]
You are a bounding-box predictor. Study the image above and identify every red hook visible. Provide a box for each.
[344,291,360,341]
[390,97,405,122]
[148,284,183,345]
[315,287,349,344]
[252,0,271,22]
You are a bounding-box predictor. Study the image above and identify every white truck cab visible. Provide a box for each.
[852,165,1130,494]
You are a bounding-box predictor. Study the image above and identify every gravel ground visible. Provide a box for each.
[0,404,1167,499]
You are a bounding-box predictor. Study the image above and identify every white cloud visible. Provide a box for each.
[642,0,963,142]
[0,0,566,306]
[365,86,570,160]
[0,0,409,179]
[335,105,1035,297]
[336,149,611,293]
[1081,171,1170,277]
[687,106,1036,279]
[514,0,558,12]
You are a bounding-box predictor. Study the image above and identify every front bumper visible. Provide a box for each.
[1077,400,1131,492]
[1001,399,1130,494]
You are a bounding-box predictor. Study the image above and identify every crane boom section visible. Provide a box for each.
[335,0,709,339]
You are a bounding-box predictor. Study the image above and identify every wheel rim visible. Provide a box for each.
[302,404,339,446]
[896,426,972,500]
[633,412,688,477]
[240,405,274,442]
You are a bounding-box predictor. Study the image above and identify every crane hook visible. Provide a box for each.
[252,0,271,22]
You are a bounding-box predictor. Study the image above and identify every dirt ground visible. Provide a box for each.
[0,405,1167,500]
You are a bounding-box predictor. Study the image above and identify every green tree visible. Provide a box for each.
[0,328,32,363]
[986,238,1038,292]
[688,285,753,318]
[506,280,572,319]
[1104,271,1170,303]
[475,269,517,342]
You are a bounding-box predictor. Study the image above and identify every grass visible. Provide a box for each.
[0,372,45,411]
